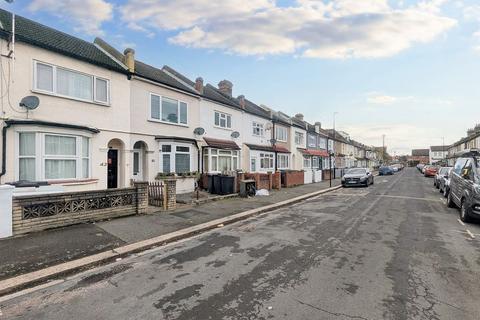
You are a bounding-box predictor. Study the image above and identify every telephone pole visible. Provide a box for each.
[382,134,386,164]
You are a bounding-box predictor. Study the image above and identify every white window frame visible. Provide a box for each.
[260,152,274,171]
[159,142,193,174]
[32,60,110,105]
[214,111,232,129]
[295,132,304,145]
[277,154,289,169]
[275,126,288,142]
[16,131,91,181]
[252,121,264,137]
[303,156,311,169]
[204,148,239,173]
[149,93,189,126]
[308,135,316,148]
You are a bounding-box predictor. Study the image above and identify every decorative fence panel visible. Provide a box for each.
[148,181,164,208]
[12,182,148,236]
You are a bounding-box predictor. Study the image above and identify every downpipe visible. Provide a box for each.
[0,121,11,181]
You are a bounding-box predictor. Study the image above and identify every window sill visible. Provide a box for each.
[213,125,233,131]
[48,178,99,186]
[148,119,189,127]
[32,90,110,107]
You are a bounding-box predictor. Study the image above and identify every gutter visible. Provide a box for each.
[0,121,12,179]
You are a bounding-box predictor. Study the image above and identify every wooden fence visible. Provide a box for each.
[148,181,164,208]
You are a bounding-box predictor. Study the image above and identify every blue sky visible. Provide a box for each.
[2,0,479,155]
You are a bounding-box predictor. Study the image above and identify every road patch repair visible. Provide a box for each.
[0,184,341,296]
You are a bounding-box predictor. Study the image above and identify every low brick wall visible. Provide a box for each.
[12,182,148,235]
[283,171,304,188]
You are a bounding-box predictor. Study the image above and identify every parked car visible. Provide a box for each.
[341,168,374,187]
[438,167,453,198]
[434,167,451,188]
[424,165,439,177]
[379,166,394,176]
[417,163,425,172]
[447,149,480,223]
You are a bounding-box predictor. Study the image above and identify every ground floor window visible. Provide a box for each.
[303,156,311,169]
[203,148,239,173]
[17,131,90,181]
[260,153,274,170]
[160,143,192,174]
[277,154,289,169]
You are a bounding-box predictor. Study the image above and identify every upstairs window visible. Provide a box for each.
[252,122,264,136]
[308,135,316,148]
[34,61,109,104]
[275,126,288,142]
[295,132,304,145]
[214,111,232,129]
[150,94,188,125]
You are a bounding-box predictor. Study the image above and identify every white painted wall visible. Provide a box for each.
[0,185,14,239]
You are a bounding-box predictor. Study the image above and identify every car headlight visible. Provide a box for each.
[360,177,367,181]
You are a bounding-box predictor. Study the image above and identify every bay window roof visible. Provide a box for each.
[204,137,240,150]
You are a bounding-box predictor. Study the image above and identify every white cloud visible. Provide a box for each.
[119,0,456,58]
[367,94,398,105]
[28,0,113,35]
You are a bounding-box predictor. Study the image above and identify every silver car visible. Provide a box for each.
[341,168,374,187]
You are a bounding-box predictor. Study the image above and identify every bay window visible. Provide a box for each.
[17,132,90,181]
[308,135,316,148]
[150,94,188,125]
[34,61,109,104]
[303,156,311,169]
[260,153,274,170]
[214,111,232,129]
[203,148,239,173]
[160,143,192,174]
[277,154,289,169]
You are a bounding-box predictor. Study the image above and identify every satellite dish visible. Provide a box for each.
[231,131,240,138]
[19,96,40,110]
[193,127,205,135]
[270,138,277,145]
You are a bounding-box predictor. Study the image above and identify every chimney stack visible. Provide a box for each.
[315,121,321,133]
[218,80,233,97]
[237,95,246,109]
[295,113,304,121]
[124,48,135,73]
[195,77,204,94]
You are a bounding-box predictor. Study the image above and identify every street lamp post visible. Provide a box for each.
[332,112,338,179]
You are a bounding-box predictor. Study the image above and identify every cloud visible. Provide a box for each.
[119,0,456,58]
[367,94,398,105]
[28,0,113,35]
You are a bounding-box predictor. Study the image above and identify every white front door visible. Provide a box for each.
[133,149,143,181]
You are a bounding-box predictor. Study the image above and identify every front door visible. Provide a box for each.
[132,150,143,181]
[107,149,118,189]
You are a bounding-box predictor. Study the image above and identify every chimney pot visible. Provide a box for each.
[218,80,233,97]
[195,77,204,94]
[123,48,135,73]
[295,113,304,121]
[237,95,246,109]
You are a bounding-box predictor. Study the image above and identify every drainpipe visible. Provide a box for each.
[0,121,12,181]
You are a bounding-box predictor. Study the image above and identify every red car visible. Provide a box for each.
[424,165,439,177]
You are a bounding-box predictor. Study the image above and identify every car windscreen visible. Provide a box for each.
[346,169,366,175]
[475,157,480,175]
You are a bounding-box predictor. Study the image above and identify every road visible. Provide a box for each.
[2,168,480,320]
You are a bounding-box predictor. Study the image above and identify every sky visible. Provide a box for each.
[1,0,479,155]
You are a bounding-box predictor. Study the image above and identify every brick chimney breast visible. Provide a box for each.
[237,95,246,109]
[218,80,233,97]
[295,113,304,121]
[195,77,204,94]
[123,48,135,73]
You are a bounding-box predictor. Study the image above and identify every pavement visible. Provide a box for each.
[2,168,480,319]
[0,179,340,282]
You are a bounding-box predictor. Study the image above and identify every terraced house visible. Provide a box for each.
[0,9,381,196]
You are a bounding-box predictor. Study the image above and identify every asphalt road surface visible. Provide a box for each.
[2,168,480,320]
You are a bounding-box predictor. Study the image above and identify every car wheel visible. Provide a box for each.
[460,199,473,223]
[447,192,456,208]
[371,178,374,185]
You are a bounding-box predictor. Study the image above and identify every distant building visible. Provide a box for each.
[411,149,430,164]
[429,146,448,164]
